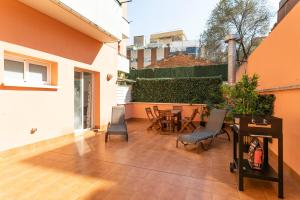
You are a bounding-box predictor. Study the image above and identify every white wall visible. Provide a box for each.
[60,0,128,39]
[117,55,130,73]
[0,41,119,152]
[92,43,119,126]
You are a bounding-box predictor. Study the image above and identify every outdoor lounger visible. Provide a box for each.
[105,106,128,142]
[176,109,227,151]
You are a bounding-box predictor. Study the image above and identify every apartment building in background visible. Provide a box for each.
[150,29,187,45]
[0,0,130,152]
[127,30,201,69]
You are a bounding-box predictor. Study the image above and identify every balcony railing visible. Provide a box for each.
[117,54,130,73]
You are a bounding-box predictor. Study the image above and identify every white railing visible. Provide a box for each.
[117,55,130,73]
[59,0,128,40]
[121,17,130,38]
[117,85,132,104]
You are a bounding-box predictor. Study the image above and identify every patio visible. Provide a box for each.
[0,119,299,200]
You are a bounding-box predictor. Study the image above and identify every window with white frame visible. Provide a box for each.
[4,57,50,85]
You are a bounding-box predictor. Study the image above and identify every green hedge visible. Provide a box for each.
[132,76,224,104]
[256,94,276,116]
[128,64,228,81]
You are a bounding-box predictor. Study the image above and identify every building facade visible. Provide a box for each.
[150,30,186,45]
[0,0,130,151]
[127,30,200,69]
[236,1,300,176]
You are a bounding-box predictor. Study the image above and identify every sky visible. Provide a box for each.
[128,0,280,44]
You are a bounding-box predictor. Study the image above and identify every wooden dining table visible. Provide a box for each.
[160,109,182,131]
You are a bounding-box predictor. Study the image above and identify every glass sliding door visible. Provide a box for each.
[74,72,83,130]
[74,71,93,131]
[83,72,92,129]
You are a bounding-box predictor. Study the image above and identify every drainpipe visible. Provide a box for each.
[225,34,240,85]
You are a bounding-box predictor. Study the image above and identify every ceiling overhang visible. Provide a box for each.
[19,0,119,43]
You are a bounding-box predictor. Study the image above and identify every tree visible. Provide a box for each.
[201,0,272,64]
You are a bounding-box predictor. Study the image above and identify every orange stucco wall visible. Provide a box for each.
[0,2,120,152]
[236,2,300,175]
[124,102,206,121]
[0,1,102,64]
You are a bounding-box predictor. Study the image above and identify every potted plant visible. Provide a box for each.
[222,74,275,123]
[200,106,209,127]
[222,74,258,122]
[200,101,214,127]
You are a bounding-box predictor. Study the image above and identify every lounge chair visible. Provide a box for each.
[176,109,227,151]
[105,106,128,142]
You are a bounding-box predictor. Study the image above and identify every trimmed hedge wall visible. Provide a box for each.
[128,64,228,81]
[132,76,224,104]
[256,94,276,116]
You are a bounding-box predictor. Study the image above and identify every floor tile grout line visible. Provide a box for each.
[51,150,238,187]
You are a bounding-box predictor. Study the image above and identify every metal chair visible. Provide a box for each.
[105,106,128,142]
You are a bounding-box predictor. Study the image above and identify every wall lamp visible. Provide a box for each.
[107,74,113,81]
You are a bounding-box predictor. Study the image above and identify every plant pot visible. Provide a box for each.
[200,121,206,127]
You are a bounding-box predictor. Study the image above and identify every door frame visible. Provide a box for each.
[74,69,94,133]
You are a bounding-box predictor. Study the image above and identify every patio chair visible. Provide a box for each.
[173,106,183,124]
[180,108,199,133]
[145,107,161,130]
[105,106,128,142]
[153,106,160,118]
[176,109,227,151]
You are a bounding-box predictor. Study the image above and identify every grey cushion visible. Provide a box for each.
[178,131,214,144]
[107,124,127,134]
[177,109,227,144]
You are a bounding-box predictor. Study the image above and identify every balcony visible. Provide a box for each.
[121,17,130,39]
[117,54,130,73]
[19,0,129,42]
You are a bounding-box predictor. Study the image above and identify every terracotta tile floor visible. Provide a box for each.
[0,119,300,200]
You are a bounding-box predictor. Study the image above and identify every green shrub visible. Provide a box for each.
[128,64,228,81]
[256,94,275,116]
[132,76,224,104]
[222,74,276,117]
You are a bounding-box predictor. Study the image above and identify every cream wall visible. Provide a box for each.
[124,102,206,122]
[0,0,126,152]
[93,43,119,127]
[0,41,119,152]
